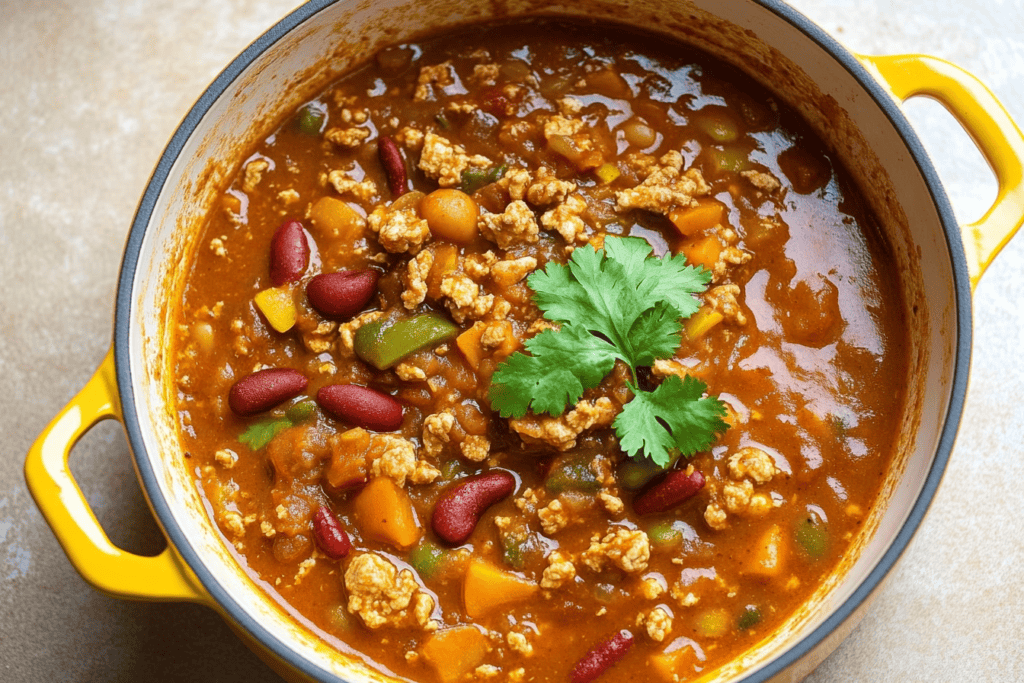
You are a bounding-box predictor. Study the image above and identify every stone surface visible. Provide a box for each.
[1,1,1021,681]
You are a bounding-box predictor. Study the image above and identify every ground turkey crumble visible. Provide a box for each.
[705,284,748,325]
[741,169,782,194]
[422,410,461,456]
[616,151,710,214]
[540,550,576,589]
[499,166,576,206]
[640,606,673,642]
[344,552,438,630]
[538,498,571,535]
[327,170,377,202]
[540,193,589,244]
[478,200,540,249]
[365,433,440,487]
[368,205,431,254]
[440,274,495,323]
[414,62,456,102]
[418,131,491,187]
[325,126,371,149]
[704,447,781,530]
[402,250,433,309]
[491,257,537,286]
[242,158,269,193]
[509,397,618,451]
[582,527,651,574]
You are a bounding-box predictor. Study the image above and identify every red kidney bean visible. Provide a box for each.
[378,135,408,197]
[269,220,310,285]
[312,506,351,559]
[306,270,379,319]
[632,468,705,515]
[479,86,510,117]
[317,384,403,432]
[229,368,308,416]
[432,470,516,545]
[570,630,634,683]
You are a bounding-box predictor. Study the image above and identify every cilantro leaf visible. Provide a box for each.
[614,374,730,466]
[239,399,318,450]
[528,237,708,356]
[490,325,619,418]
[627,301,684,368]
[489,235,730,464]
[603,237,710,320]
[239,417,292,451]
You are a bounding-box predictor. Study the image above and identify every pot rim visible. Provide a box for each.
[112,0,973,680]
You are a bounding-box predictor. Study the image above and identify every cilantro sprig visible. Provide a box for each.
[489,236,729,466]
[238,399,316,450]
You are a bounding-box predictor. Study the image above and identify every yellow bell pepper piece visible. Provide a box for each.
[254,287,296,333]
[685,307,724,340]
[595,162,621,184]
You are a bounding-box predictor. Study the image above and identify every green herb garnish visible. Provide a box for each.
[489,236,729,466]
[295,102,327,136]
[239,399,317,450]
[738,606,762,630]
[460,163,507,194]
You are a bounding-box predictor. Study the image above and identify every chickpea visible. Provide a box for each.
[193,321,215,354]
[622,117,657,148]
[420,189,479,243]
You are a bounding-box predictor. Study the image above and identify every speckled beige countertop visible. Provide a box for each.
[2,1,1022,681]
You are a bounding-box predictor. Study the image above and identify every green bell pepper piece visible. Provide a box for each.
[409,541,447,579]
[354,312,459,370]
[545,454,600,493]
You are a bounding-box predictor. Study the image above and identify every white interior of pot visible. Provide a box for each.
[128,0,955,680]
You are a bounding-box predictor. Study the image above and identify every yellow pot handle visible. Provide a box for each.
[859,54,1024,290]
[25,348,206,603]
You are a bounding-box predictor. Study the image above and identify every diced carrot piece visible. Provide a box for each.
[456,322,487,371]
[309,196,366,240]
[456,321,520,372]
[326,428,371,490]
[649,640,698,680]
[463,559,538,618]
[421,626,488,683]
[254,287,296,333]
[685,308,724,341]
[744,523,787,578]
[679,236,722,272]
[668,200,725,237]
[353,477,421,550]
[427,244,459,299]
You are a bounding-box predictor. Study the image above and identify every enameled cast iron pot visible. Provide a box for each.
[25,0,1024,681]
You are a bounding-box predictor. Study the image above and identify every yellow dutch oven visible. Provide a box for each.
[24,0,1024,681]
